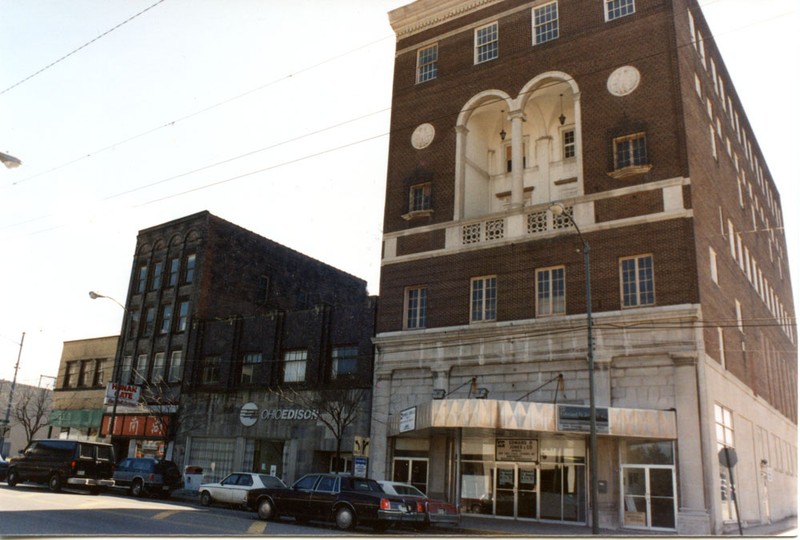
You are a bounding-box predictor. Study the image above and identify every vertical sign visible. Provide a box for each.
[399,407,416,433]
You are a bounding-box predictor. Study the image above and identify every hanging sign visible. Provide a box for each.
[399,407,416,433]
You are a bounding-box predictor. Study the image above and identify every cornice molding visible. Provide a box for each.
[389,0,505,39]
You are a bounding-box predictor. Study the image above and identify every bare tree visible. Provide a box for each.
[270,386,369,472]
[136,377,206,459]
[13,386,52,445]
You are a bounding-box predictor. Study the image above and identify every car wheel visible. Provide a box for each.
[335,507,355,531]
[131,479,145,497]
[7,469,19,487]
[48,473,63,493]
[257,498,275,521]
[200,491,212,507]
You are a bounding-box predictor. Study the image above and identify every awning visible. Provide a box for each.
[388,399,676,439]
[49,408,104,428]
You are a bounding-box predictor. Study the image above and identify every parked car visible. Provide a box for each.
[113,457,182,497]
[0,453,8,482]
[6,439,115,493]
[246,473,426,532]
[377,480,460,528]
[199,472,286,507]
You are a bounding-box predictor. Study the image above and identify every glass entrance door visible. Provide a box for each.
[517,466,538,518]
[495,465,516,517]
[540,463,586,522]
[622,466,676,530]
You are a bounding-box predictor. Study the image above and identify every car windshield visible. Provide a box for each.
[391,483,425,497]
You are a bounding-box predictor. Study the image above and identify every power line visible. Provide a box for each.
[0,0,168,97]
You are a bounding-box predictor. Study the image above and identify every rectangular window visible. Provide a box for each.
[168,257,180,286]
[241,353,262,384]
[177,301,189,332]
[563,128,575,159]
[134,354,148,384]
[283,350,307,383]
[185,253,196,284]
[152,352,166,384]
[137,265,148,293]
[256,275,270,305]
[93,359,107,386]
[78,360,94,388]
[200,356,221,385]
[475,22,498,64]
[620,255,655,307]
[605,0,635,21]
[709,124,717,159]
[471,276,497,322]
[64,361,78,388]
[120,356,133,385]
[715,404,737,522]
[735,300,743,332]
[533,2,559,44]
[613,132,648,169]
[717,327,726,368]
[143,307,156,337]
[168,351,183,383]
[152,262,163,290]
[536,266,566,317]
[416,44,438,83]
[160,304,173,334]
[331,346,359,380]
[409,183,432,212]
[709,247,718,284]
[405,286,428,329]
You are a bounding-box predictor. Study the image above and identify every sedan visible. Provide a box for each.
[200,472,286,507]
[0,453,7,482]
[377,480,460,527]
[246,473,426,532]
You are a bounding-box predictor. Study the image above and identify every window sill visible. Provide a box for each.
[607,164,653,180]
[402,209,434,221]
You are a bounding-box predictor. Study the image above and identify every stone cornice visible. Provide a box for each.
[389,0,505,39]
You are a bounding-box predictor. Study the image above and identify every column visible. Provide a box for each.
[509,110,526,209]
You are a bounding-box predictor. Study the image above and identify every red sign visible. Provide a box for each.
[101,414,171,437]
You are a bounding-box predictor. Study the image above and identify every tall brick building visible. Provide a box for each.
[105,211,376,483]
[369,0,796,534]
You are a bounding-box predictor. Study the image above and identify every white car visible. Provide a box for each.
[200,472,286,507]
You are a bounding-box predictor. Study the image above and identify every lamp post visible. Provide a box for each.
[0,332,25,455]
[549,203,599,534]
[89,291,126,442]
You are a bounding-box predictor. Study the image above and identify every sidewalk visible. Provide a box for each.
[172,490,796,537]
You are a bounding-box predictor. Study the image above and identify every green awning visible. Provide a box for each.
[49,408,104,428]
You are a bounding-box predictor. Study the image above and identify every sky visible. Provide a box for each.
[0,0,798,388]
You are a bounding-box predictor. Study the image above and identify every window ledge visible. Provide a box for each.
[607,164,653,180]
[402,209,434,221]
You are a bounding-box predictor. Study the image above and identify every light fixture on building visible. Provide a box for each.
[0,151,21,169]
[432,389,446,400]
[473,387,489,399]
[499,110,506,141]
[559,94,566,126]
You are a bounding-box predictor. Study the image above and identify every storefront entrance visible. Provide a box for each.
[494,464,538,518]
[622,466,676,529]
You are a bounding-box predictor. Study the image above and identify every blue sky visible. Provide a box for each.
[0,0,797,386]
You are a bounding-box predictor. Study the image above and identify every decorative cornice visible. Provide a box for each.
[389,0,505,39]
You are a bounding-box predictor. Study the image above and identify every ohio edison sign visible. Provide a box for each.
[240,402,319,427]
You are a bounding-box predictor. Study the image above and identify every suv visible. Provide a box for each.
[6,439,115,494]
[113,457,182,497]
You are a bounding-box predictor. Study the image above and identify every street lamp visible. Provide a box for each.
[0,151,21,169]
[549,203,599,534]
[89,291,126,442]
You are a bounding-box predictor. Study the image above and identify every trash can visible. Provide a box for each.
[184,466,203,492]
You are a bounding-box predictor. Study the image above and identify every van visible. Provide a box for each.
[6,439,115,493]
[113,457,182,497]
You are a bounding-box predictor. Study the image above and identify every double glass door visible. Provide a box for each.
[622,466,676,530]
[492,463,585,522]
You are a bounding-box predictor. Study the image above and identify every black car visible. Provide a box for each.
[113,458,182,497]
[246,473,426,532]
[0,453,8,482]
[6,439,115,493]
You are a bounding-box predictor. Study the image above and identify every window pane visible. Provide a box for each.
[476,23,498,63]
[284,350,307,383]
[534,2,559,44]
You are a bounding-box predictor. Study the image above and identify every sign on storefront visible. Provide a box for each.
[557,405,610,433]
[496,439,539,462]
[399,407,416,433]
[353,456,368,478]
[103,382,141,407]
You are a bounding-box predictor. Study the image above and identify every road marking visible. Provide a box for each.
[246,521,267,534]
[153,510,178,520]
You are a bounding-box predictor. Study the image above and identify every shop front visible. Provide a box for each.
[385,399,677,531]
[100,412,173,460]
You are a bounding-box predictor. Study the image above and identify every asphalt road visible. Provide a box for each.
[0,483,405,536]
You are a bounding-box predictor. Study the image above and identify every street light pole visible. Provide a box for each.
[550,203,599,534]
[89,291,125,441]
[0,332,25,454]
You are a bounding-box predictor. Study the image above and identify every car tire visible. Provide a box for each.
[131,479,145,497]
[335,507,355,531]
[200,491,212,507]
[7,469,19,487]
[48,473,63,493]
[257,498,275,521]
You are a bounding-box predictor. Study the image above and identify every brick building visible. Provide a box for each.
[369,0,796,534]
[106,211,376,484]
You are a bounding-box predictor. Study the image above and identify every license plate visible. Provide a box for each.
[77,471,85,476]
[438,509,446,515]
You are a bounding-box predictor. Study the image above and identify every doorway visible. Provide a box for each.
[393,457,428,494]
[621,465,676,530]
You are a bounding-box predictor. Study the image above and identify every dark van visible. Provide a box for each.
[6,439,115,493]
[113,458,182,497]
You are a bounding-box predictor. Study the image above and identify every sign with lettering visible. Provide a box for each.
[260,408,319,421]
[557,405,610,434]
[399,407,416,433]
[496,439,539,462]
[104,382,141,407]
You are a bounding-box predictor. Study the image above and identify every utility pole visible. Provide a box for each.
[0,331,25,454]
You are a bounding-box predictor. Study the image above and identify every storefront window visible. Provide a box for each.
[461,461,493,514]
[622,440,674,465]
